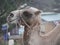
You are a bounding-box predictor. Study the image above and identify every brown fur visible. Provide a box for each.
[21,9,60,45]
[21,9,41,45]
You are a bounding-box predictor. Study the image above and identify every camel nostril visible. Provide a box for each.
[9,13,14,17]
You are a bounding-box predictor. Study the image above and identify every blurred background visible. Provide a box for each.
[0,0,60,45]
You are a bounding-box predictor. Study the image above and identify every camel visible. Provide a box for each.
[7,6,60,45]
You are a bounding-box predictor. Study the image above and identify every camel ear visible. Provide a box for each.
[35,11,41,15]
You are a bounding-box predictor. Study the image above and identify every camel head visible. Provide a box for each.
[7,7,41,26]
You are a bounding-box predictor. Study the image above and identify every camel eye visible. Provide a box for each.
[10,13,14,17]
[23,11,32,18]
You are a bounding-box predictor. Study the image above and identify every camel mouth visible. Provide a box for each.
[7,16,17,24]
[8,19,16,22]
